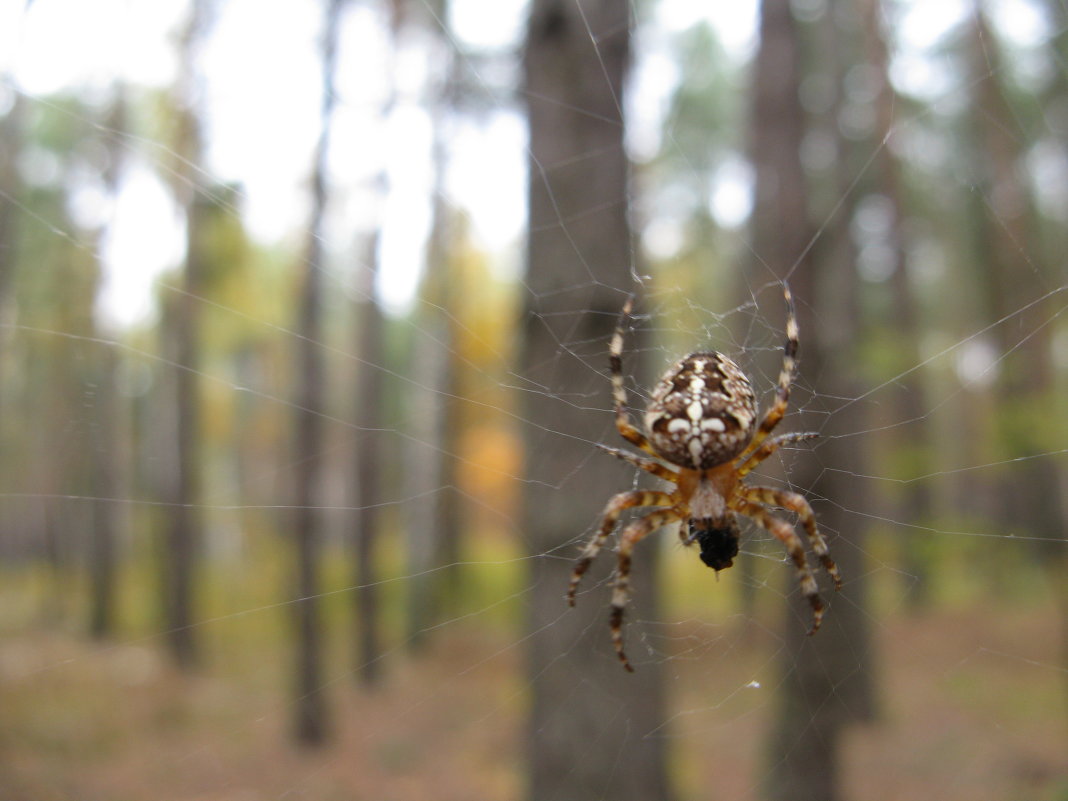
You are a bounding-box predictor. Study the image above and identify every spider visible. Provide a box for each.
[567,284,841,671]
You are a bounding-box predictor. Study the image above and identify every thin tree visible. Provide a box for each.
[1037,0,1068,721]
[0,91,24,564]
[963,1,1068,711]
[88,94,128,640]
[162,0,213,670]
[862,0,935,607]
[352,230,385,686]
[522,2,672,800]
[348,0,405,686]
[291,0,345,746]
[404,0,464,648]
[0,94,22,391]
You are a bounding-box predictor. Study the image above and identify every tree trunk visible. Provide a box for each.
[966,0,1068,717]
[753,2,875,799]
[405,5,463,645]
[0,92,24,570]
[160,0,219,671]
[1038,0,1068,726]
[353,232,384,686]
[0,93,22,386]
[89,343,121,639]
[522,2,673,800]
[349,0,406,684]
[861,0,934,608]
[88,92,130,640]
[291,0,344,746]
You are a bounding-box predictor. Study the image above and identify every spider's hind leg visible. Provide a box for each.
[737,500,827,634]
[610,507,682,671]
[742,485,841,590]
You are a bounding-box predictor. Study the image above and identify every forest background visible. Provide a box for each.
[1,0,1066,799]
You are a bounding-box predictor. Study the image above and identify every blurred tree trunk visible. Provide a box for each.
[353,230,384,686]
[89,346,120,639]
[0,94,22,389]
[736,0,813,624]
[753,3,875,800]
[291,0,344,747]
[968,6,1059,524]
[404,0,466,649]
[965,1,1068,706]
[1038,0,1068,722]
[0,93,24,563]
[862,0,934,607]
[162,0,213,670]
[426,0,465,622]
[348,0,405,685]
[89,94,128,640]
[522,2,672,800]
[403,297,448,650]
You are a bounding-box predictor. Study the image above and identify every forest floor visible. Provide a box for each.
[0,600,1065,801]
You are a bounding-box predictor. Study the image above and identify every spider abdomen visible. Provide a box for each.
[690,517,742,571]
[643,351,757,469]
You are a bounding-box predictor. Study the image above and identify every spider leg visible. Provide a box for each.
[609,297,658,457]
[740,485,841,590]
[735,499,826,634]
[611,507,682,672]
[568,489,675,607]
[595,443,678,483]
[738,283,798,461]
[736,431,819,478]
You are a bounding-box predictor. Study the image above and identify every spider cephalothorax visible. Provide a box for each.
[567,284,842,671]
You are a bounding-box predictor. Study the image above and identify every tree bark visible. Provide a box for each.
[88,94,129,641]
[405,3,463,645]
[752,2,875,800]
[353,231,384,686]
[291,0,344,746]
[522,2,672,800]
[861,0,935,608]
[162,0,213,670]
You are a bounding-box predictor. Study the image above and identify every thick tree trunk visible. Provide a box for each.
[752,2,874,800]
[522,2,672,800]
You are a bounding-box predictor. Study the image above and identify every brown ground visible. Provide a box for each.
[1,604,1065,801]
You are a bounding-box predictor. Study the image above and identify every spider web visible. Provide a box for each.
[0,1,1066,799]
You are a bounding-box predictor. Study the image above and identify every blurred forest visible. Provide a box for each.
[1,0,1066,799]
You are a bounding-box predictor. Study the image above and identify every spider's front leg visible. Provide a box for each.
[736,283,800,461]
[736,500,827,634]
[595,443,678,483]
[608,297,660,458]
[610,507,682,672]
[568,490,674,607]
[736,431,819,479]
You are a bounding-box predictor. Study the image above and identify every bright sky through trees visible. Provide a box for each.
[3,0,1027,324]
